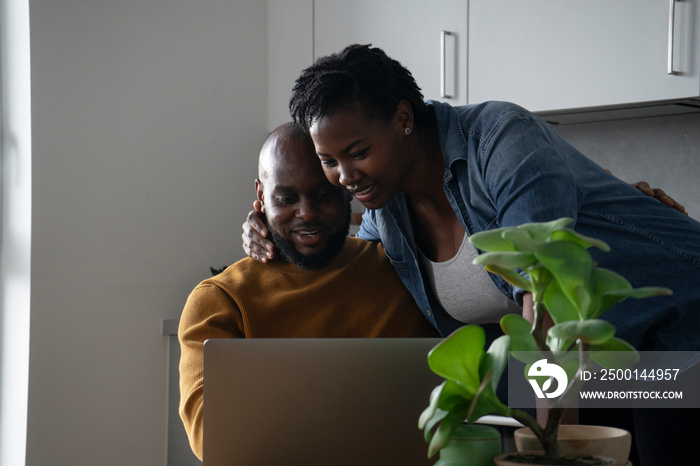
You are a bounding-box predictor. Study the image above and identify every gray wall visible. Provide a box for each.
[27,1,267,465]
[554,113,700,220]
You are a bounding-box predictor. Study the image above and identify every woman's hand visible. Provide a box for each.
[631,181,687,215]
[241,200,276,263]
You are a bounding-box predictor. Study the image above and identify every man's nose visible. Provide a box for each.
[296,197,320,220]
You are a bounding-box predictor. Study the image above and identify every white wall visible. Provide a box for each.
[267,0,312,130]
[27,1,267,464]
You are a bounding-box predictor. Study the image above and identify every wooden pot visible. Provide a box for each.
[494,450,623,466]
[513,425,631,466]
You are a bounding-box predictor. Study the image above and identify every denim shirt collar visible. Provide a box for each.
[428,100,470,185]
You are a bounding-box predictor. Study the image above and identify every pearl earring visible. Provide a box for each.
[405,128,412,135]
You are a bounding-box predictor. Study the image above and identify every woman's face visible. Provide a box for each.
[309,103,413,210]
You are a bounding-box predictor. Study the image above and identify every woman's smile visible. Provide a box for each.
[348,183,377,202]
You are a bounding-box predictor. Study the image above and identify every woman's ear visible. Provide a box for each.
[394,100,414,134]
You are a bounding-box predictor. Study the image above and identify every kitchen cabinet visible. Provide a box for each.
[468,0,700,115]
[268,0,700,129]
[313,0,467,106]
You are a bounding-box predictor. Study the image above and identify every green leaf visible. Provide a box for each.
[546,335,565,353]
[483,264,533,291]
[548,320,616,345]
[468,218,574,254]
[534,241,593,311]
[427,326,485,392]
[515,217,574,241]
[501,229,539,252]
[606,286,673,300]
[588,267,673,318]
[419,383,446,430]
[466,369,494,422]
[500,313,531,335]
[435,380,476,412]
[483,335,511,391]
[420,381,474,447]
[500,314,539,353]
[589,338,640,369]
[525,266,554,300]
[593,285,672,321]
[466,378,512,422]
[427,409,469,458]
[473,251,538,270]
[574,284,593,319]
[587,268,632,318]
[550,228,611,252]
[543,279,582,322]
[468,229,518,252]
[421,407,448,443]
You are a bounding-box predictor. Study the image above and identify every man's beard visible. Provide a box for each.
[264,212,351,270]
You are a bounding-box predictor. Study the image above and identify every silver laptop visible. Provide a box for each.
[203,338,443,465]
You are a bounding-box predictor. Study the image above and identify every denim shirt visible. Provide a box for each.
[357,100,700,353]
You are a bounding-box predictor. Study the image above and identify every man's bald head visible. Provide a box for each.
[258,122,316,184]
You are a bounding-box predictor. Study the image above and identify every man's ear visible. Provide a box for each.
[255,178,265,212]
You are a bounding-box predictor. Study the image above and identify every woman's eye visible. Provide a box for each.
[351,149,368,160]
[320,158,337,167]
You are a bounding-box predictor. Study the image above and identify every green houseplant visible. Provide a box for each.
[418,217,671,464]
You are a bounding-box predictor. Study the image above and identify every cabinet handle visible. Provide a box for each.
[440,30,454,98]
[668,0,678,75]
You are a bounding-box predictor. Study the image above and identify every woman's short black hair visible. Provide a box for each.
[289,44,433,129]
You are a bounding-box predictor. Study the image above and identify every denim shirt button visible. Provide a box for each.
[414,259,419,267]
[426,309,432,317]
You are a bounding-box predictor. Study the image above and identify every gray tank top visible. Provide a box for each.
[418,233,521,324]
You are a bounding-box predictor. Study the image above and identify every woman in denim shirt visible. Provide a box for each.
[244,44,700,464]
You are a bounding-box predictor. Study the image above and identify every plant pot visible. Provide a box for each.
[493,451,622,466]
[434,424,502,466]
[513,425,631,466]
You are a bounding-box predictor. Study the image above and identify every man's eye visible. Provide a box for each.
[276,195,297,204]
[316,188,335,200]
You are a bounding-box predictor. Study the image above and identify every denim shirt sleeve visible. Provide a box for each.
[355,209,381,242]
[475,104,583,228]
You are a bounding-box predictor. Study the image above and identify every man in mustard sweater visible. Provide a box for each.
[178,122,438,460]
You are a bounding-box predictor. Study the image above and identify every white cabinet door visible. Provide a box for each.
[468,0,700,112]
[314,0,467,105]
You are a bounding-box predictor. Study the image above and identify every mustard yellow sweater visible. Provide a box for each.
[178,237,438,459]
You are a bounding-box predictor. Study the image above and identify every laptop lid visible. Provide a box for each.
[203,338,443,466]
